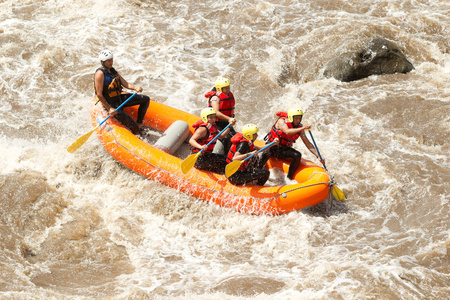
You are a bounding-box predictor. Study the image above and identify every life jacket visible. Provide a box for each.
[205,90,235,118]
[226,133,254,170]
[191,120,219,153]
[266,112,301,147]
[94,67,122,101]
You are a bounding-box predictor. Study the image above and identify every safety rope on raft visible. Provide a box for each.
[108,133,273,201]
[266,170,335,201]
[107,130,333,202]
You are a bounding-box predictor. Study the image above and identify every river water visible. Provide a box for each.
[0,0,449,299]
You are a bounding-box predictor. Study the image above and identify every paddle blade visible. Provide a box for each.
[181,152,200,174]
[225,160,243,178]
[332,185,346,201]
[67,126,97,153]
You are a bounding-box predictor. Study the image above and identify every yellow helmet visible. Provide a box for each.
[242,124,259,140]
[201,107,216,122]
[215,77,231,92]
[287,108,303,122]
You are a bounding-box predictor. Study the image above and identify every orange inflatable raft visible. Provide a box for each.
[91,99,332,215]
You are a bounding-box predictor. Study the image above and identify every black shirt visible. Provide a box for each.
[236,142,251,154]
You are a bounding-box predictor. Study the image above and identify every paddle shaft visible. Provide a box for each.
[198,122,232,155]
[309,131,346,200]
[242,141,276,163]
[180,122,233,174]
[98,92,137,127]
[308,130,327,171]
[67,92,139,153]
[225,141,276,177]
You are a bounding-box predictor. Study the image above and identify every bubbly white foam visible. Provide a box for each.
[1,0,449,298]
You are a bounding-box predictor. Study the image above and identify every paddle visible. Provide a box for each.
[225,141,276,177]
[308,130,346,201]
[67,92,137,153]
[181,122,232,174]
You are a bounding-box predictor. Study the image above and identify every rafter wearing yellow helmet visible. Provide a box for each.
[204,77,237,153]
[287,108,303,123]
[215,77,230,92]
[259,109,323,180]
[200,107,216,123]
[225,124,276,186]
[184,107,236,174]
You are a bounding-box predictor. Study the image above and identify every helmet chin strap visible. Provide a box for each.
[101,61,112,71]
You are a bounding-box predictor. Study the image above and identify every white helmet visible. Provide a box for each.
[99,50,113,61]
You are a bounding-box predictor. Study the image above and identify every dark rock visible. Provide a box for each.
[324,38,414,82]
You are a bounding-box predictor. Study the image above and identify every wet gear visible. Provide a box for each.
[95,67,122,101]
[226,133,255,171]
[259,145,302,180]
[194,152,227,175]
[226,134,270,186]
[205,89,236,154]
[205,91,235,118]
[191,120,219,153]
[103,93,150,135]
[94,66,150,135]
[266,112,302,147]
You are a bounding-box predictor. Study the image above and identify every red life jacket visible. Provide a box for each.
[266,112,301,147]
[226,133,254,170]
[191,120,219,153]
[205,90,235,118]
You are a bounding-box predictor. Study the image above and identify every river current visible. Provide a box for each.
[0,0,449,299]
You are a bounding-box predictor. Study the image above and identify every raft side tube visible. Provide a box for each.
[155,120,191,154]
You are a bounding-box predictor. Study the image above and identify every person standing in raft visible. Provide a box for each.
[204,77,237,153]
[226,124,278,186]
[94,50,150,135]
[258,108,324,180]
[189,107,236,174]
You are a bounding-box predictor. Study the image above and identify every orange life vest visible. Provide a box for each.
[226,133,254,170]
[205,90,235,118]
[266,112,301,147]
[191,120,219,153]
